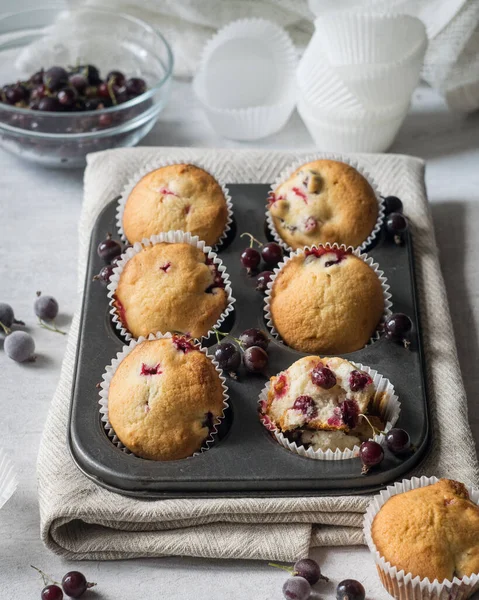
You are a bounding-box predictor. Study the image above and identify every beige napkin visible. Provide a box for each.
[37,147,479,561]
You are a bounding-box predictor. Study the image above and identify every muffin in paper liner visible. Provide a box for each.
[116,159,233,250]
[0,449,17,510]
[107,230,236,343]
[265,153,385,253]
[364,476,479,600]
[192,18,297,141]
[98,332,230,459]
[258,362,400,461]
[264,242,392,350]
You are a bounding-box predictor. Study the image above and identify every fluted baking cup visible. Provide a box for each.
[364,477,479,600]
[98,332,229,459]
[298,98,406,153]
[107,230,235,342]
[0,449,17,510]
[264,243,392,349]
[315,13,427,66]
[266,152,385,253]
[116,158,233,250]
[297,38,364,111]
[193,18,297,140]
[259,363,400,460]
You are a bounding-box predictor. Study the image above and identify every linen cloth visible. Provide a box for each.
[37,147,479,561]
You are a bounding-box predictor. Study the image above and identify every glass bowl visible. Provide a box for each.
[0,7,173,168]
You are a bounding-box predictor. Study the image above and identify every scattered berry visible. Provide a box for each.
[386,428,411,455]
[359,441,384,474]
[243,345,268,373]
[256,270,273,292]
[240,247,261,272]
[0,302,15,329]
[4,330,35,362]
[383,195,403,215]
[384,313,412,348]
[41,585,63,600]
[239,328,269,351]
[61,571,94,598]
[311,365,336,389]
[386,212,408,244]
[336,579,365,600]
[214,342,241,375]
[97,233,122,262]
[34,292,59,320]
[93,265,114,285]
[283,576,311,600]
[293,558,328,585]
[261,242,283,267]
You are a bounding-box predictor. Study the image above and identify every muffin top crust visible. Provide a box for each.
[108,336,225,461]
[371,479,479,582]
[269,246,384,354]
[122,163,229,246]
[114,242,228,339]
[268,159,378,250]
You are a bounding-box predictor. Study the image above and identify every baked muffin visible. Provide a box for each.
[265,356,375,433]
[108,336,225,460]
[122,164,229,246]
[268,246,384,354]
[371,479,479,582]
[113,242,228,339]
[268,159,378,250]
[301,415,385,452]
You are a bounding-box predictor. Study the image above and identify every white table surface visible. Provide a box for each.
[1,80,479,598]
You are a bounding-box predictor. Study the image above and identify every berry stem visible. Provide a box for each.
[268,562,294,574]
[0,320,11,335]
[38,318,66,336]
[403,338,411,350]
[30,565,59,587]
[358,414,385,438]
[240,232,263,248]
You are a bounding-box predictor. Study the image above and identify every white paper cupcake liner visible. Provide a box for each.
[98,332,230,459]
[107,230,236,342]
[192,18,297,140]
[259,362,400,461]
[266,153,385,254]
[297,98,406,153]
[0,449,17,510]
[314,13,427,66]
[364,476,479,600]
[264,243,392,349]
[116,158,233,250]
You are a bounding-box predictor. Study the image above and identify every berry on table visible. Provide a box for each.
[0,302,15,331]
[383,195,403,215]
[240,247,261,273]
[97,232,122,262]
[4,330,35,362]
[282,576,311,600]
[238,328,269,351]
[293,558,328,585]
[336,579,366,600]
[256,270,273,292]
[41,584,63,600]
[93,265,114,285]
[214,341,241,376]
[385,212,408,244]
[261,242,283,267]
[34,292,59,320]
[359,441,384,474]
[386,428,411,455]
[61,571,95,598]
[384,313,412,348]
[243,345,268,374]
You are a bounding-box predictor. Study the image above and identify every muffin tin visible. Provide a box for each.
[68,183,430,498]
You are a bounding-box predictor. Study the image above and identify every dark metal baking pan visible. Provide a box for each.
[68,184,430,498]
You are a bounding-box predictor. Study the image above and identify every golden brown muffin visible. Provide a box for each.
[269,246,384,353]
[372,479,479,582]
[114,242,228,339]
[108,336,225,460]
[265,356,374,432]
[122,164,229,246]
[268,159,378,250]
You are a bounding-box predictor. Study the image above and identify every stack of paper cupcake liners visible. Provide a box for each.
[192,14,427,150]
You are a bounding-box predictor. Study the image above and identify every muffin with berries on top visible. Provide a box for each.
[268,159,379,250]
